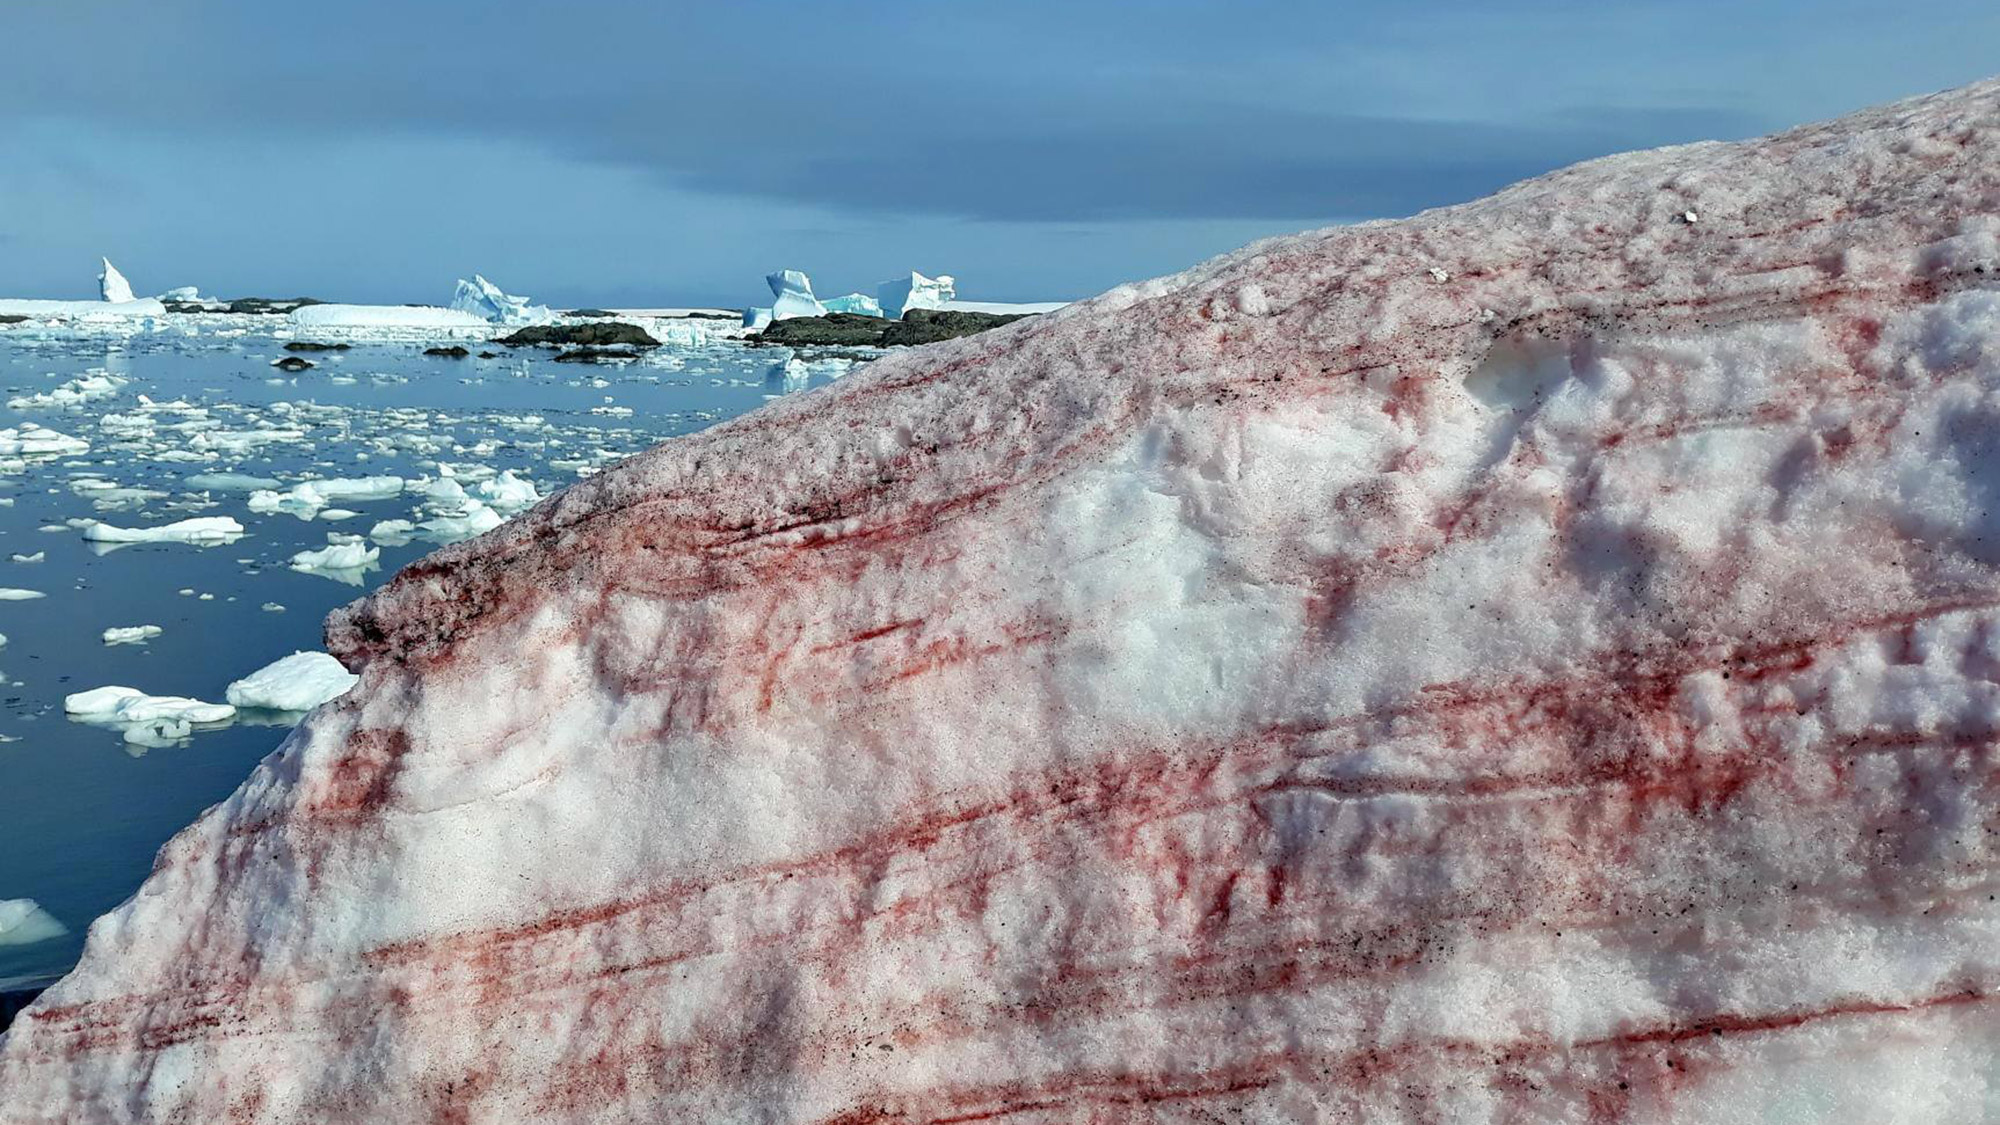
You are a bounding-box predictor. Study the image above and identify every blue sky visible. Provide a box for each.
[1,1,1994,308]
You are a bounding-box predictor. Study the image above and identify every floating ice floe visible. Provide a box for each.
[472,470,539,515]
[247,477,405,519]
[0,588,45,601]
[0,899,66,947]
[0,426,89,460]
[876,270,955,319]
[8,371,129,410]
[766,270,825,321]
[184,472,282,493]
[99,258,135,304]
[63,685,235,746]
[81,517,245,545]
[290,542,380,579]
[102,625,164,646]
[224,651,359,713]
[450,275,552,327]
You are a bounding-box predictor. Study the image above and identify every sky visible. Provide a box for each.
[0,1,1995,309]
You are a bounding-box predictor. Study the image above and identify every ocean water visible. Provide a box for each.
[0,326,848,991]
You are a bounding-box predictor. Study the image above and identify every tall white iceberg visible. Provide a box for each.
[876,271,956,319]
[766,270,825,321]
[449,275,552,327]
[99,258,135,304]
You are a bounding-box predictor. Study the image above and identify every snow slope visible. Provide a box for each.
[6,79,2000,1123]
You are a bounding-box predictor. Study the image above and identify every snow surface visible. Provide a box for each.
[449,275,552,327]
[9,78,2000,1123]
[223,651,359,713]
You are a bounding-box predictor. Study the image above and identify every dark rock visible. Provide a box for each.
[564,309,618,319]
[553,348,641,364]
[274,357,315,373]
[880,309,1034,347]
[753,313,897,348]
[219,297,324,316]
[424,346,471,358]
[498,323,659,348]
[754,309,1035,349]
[0,315,28,326]
[477,351,499,359]
[284,342,350,352]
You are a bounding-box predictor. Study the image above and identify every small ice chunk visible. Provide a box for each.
[0,899,66,947]
[0,588,46,600]
[225,651,359,713]
[12,552,43,564]
[103,625,164,646]
[290,542,380,571]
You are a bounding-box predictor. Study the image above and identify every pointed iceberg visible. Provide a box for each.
[99,258,135,304]
[766,269,825,321]
[449,275,552,327]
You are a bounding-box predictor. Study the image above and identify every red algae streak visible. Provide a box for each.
[8,80,2000,1124]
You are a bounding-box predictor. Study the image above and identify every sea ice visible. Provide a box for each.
[7,371,128,410]
[0,588,46,601]
[288,304,490,331]
[766,269,825,321]
[224,651,359,713]
[0,425,90,459]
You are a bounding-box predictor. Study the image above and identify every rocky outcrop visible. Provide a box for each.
[5,80,2000,1124]
[755,308,1035,349]
[495,322,660,348]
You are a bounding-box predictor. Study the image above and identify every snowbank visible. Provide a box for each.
[11,78,2000,1122]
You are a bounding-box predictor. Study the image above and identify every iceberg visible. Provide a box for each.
[13,79,2000,1121]
[224,651,359,713]
[98,258,134,304]
[742,306,774,331]
[449,274,553,327]
[765,269,825,321]
[821,292,884,317]
[875,269,955,319]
